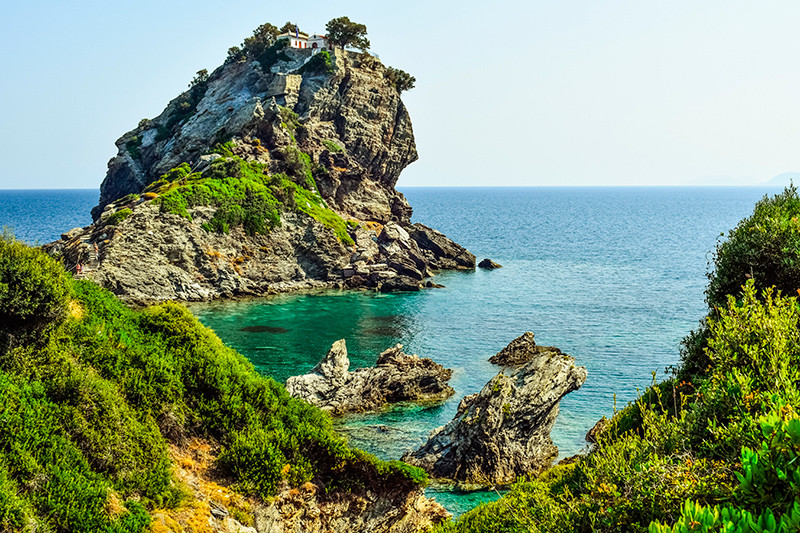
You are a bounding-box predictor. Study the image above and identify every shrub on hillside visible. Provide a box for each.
[707,185,800,309]
[299,51,333,75]
[0,233,70,346]
[680,185,800,377]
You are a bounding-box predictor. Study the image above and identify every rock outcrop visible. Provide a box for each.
[158,437,448,533]
[285,340,454,415]
[256,481,448,533]
[488,331,564,366]
[402,346,587,485]
[46,47,473,302]
[286,339,454,415]
[478,258,502,269]
[585,416,609,444]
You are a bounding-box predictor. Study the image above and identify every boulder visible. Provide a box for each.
[285,340,454,415]
[478,258,502,269]
[488,331,563,366]
[402,347,586,485]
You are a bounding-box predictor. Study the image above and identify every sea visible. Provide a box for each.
[0,186,779,515]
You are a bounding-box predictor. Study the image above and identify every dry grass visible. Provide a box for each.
[148,439,254,533]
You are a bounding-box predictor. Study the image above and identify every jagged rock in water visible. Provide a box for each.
[408,224,475,271]
[488,331,564,366]
[285,339,454,415]
[44,48,473,302]
[478,258,502,269]
[256,481,449,533]
[402,347,587,485]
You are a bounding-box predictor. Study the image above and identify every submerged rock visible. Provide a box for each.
[402,344,586,485]
[285,340,454,415]
[488,331,563,366]
[478,258,502,269]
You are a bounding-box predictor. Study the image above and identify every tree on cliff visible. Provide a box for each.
[325,17,370,51]
[385,66,416,93]
[239,22,280,59]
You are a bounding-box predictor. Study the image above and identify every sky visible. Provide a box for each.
[1,1,799,189]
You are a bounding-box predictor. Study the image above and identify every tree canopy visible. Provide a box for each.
[239,22,280,59]
[325,17,370,50]
[385,67,416,93]
[280,21,300,35]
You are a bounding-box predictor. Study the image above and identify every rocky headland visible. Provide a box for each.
[403,340,586,486]
[45,44,473,303]
[285,339,454,415]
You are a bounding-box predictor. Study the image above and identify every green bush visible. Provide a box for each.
[0,234,70,345]
[680,186,800,379]
[125,136,142,160]
[256,38,290,71]
[107,208,132,226]
[300,50,333,75]
[707,185,800,309]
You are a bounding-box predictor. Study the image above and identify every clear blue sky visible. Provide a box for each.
[2,1,799,188]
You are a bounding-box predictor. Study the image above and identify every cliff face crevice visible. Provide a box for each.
[48,46,473,302]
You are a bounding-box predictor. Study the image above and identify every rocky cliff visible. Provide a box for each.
[46,45,473,302]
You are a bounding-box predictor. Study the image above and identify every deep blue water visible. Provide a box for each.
[0,189,97,243]
[0,186,780,515]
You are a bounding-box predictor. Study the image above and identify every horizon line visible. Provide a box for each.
[0,184,790,191]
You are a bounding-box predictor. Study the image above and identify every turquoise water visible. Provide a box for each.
[1,186,779,516]
[188,186,778,515]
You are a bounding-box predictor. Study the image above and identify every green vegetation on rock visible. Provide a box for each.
[106,208,132,226]
[322,139,343,153]
[125,136,142,160]
[385,66,416,93]
[0,237,424,531]
[300,50,333,75]
[145,152,353,244]
[164,69,210,131]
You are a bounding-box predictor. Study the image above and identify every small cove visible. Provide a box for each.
[188,186,776,516]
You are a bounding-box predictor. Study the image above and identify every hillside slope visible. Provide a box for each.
[0,236,446,532]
